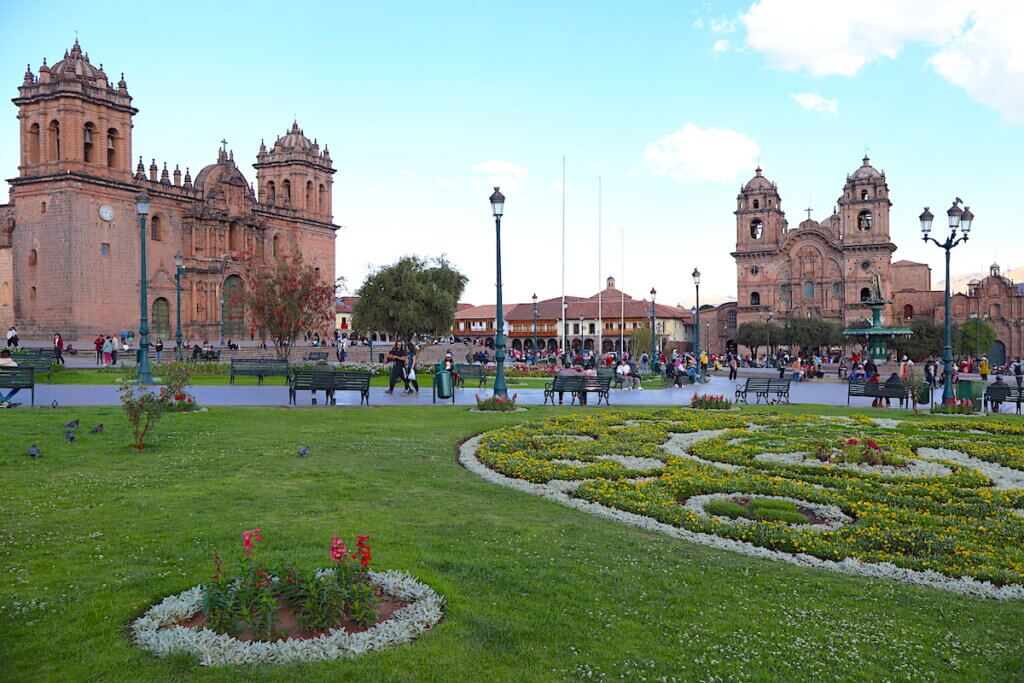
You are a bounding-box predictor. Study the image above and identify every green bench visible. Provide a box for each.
[597,367,624,389]
[0,366,35,406]
[735,377,771,404]
[289,369,371,406]
[455,364,486,388]
[767,378,792,404]
[544,375,583,405]
[579,375,613,406]
[984,385,1023,414]
[847,381,910,409]
[229,358,290,385]
[11,351,54,383]
[306,351,329,363]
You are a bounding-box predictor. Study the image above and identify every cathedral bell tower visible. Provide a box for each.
[253,121,335,222]
[734,167,787,312]
[13,40,136,180]
[837,156,890,244]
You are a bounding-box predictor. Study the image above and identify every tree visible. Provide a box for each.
[781,317,843,352]
[243,254,336,360]
[958,318,997,359]
[891,318,944,361]
[630,326,653,362]
[736,321,782,357]
[352,256,467,340]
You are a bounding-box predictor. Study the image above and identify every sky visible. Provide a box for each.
[2,0,1022,309]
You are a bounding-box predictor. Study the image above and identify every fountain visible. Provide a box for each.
[842,273,912,362]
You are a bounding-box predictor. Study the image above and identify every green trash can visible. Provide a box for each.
[955,380,985,412]
[433,362,454,403]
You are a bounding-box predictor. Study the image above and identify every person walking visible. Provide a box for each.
[154,338,164,363]
[53,333,65,365]
[94,335,104,365]
[404,341,420,395]
[101,335,113,367]
[980,356,990,381]
[728,356,738,381]
[6,326,18,349]
[1013,357,1023,389]
[383,341,408,395]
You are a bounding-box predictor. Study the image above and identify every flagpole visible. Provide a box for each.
[560,156,566,362]
[597,176,602,363]
[620,225,625,357]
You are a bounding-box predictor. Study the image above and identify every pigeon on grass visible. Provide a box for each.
[296,445,310,458]
[65,419,79,430]
[65,431,75,444]
[28,444,40,458]
[51,400,58,409]
[90,424,104,434]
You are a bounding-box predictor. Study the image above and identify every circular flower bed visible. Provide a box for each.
[463,410,1024,598]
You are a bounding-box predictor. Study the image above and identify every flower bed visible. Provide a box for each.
[132,529,443,665]
[465,410,1024,597]
[690,394,732,410]
[473,393,520,412]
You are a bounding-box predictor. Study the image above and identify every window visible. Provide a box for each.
[750,291,761,306]
[150,215,162,241]
[30,286,36,300]
[903,304,913,320]
[1,281,10,305]
[588,323,595,334]
[319,184,326,213]
[229,221,242,251]
[47,120,60,161]
[106,128,118,168]
[152,298,170,337]
[990,303,1002,319]
[40,202,46,214]
[458,322,466,331]
[750,219,764,240]
[83,123,96,163]
[272,234,281,257]
[750,266,760,275]
[860,189,869,200]
[832,282,842,296]
[858,210,872,230]
[27,123,40,164]
[282,179,291,204]
[803,281,815,299]
[266,181,276,204]
[573,323,580,334]
[305,181,314,209]
[100,243,109,256]
[28,249,37,266]
[860,287,871,302]
[726,310,737,327]
[752,199,760,209]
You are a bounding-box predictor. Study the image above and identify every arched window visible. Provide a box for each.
[222,275,245,338]
[266,181,276,205]
[750,291,761,306]
[40,202,46,214]
[726,310,737,327]
[28,249,37,266]
[752,199,760,209]
[27,123,40,164]
[858,210,872,230]
[282,179,291,204]
[229,221,242,251]
[150,215,162,242]
[305,181,313,209]
[990,303,1002,319]
[47,120,60,161]
[901,304,913,320]
[750,219,764,240]
[152,297,170,337]
[83,123,96,163]
[272,234,281,257]
[106,128,118,168]
[860,287,871,302]
[1,281,10,306]
[803,281,815,299]
[860,189,869,200]
[318,183,326,213]
[832,282,842,296]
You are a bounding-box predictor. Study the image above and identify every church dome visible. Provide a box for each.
[275,121,315,152]
[48,40,107,82]
[743,166,774,192]
[850,155,883,180]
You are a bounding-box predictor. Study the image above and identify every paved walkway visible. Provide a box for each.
[14,376,951,409]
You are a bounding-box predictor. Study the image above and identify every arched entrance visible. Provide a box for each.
[151,297,170,338]
[546,339,558,352]
[222,275,245,339]
[988,340,1007,367]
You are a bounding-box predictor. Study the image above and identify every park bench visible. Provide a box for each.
[190,348,221,362]
[0,366,35,406]
[984,385,1024,414]
[735,377,772,404]
[289,369,371,406]
[455,364,486,388]
[579,375,613,406]
[767,378,792,405]
[229,358,290,385]
[306,351,329,363]
[847,381,911,409]
[544,375,583,405]
[597,367,624,389]
[11,351,54,383]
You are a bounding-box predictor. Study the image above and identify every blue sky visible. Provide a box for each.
[2,1,1021,308]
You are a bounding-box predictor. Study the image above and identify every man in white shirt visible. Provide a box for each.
[0,349,21,406]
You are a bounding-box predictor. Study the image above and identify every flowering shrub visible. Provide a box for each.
[690,394,731,410]
[201,528,378,640]
[158,362,200,413]
[932,399,977,415]
[473,411,1024,586]
[474,393,520,412]
[118,367,164,450]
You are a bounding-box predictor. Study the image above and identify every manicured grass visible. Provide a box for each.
[1,405,1022,680]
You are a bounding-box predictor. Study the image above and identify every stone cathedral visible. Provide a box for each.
[0,41,337,340]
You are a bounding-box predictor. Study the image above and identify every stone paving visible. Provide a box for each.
[15,375,950,409]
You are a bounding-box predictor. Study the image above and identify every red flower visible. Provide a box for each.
[866,439,881,451]
[253,528,263,542]
[330,535,348,563]
[242,530,253,557]
[846,438,860,446]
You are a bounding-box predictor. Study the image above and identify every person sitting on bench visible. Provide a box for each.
[882,372,904,408]
[0,349,21,407]
[989,375,1010,414]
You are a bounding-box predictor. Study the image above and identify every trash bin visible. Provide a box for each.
[433,362,454,404]
[955,380,985,411]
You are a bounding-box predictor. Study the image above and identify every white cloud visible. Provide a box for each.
[643,123,761,183]
[713,39,730,54]
[739,1,1024,122]
[471,159,528,191]
[435,178,458,189]
[792,92,839,115]
[710,17,736,33]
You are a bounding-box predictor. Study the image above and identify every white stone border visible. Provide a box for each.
[132,570,444,666]
[753,451,953,479]
[683,493,852,532]
[461,434,1024,600]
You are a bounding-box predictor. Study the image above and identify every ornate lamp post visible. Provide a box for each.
[135,191,154,385]
[693,268,702,378]
[489,187,508,401]
[531,293,539,365]
[763,311,773,366]
[921,199,974,403]
[174,252,184,361]
[649,287,657,372]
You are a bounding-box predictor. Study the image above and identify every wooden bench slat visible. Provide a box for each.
[0,366,35,406]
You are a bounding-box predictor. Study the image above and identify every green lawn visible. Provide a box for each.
[2,405,1022,681]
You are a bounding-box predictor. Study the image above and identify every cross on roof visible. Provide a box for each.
[805,206,813,220]
[220,138,228,153]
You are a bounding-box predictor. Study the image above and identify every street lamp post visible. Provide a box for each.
[649,287,657,373]
[764,312,773,367]
[489,188,508,401]
[174,252,184,361]
[693,268,702,378]
[531,293,539,365]
[135,191,154,385]
[921,200,974,403]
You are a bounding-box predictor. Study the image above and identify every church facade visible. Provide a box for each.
[0,41,337,341]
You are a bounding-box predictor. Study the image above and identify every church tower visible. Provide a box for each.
[13,40,136,180]
[733,167,787,314]
[837,156,890,244]
[253,121,335,221]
